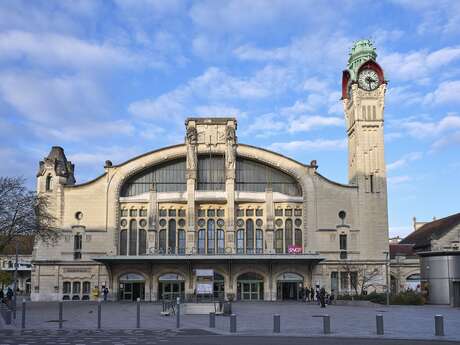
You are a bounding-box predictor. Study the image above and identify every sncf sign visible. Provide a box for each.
[288,245,302,254]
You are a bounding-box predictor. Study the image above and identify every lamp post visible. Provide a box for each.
[383,251,390,306]
[13,241,18,319]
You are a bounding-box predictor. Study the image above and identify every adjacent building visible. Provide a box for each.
[31,40,390,302]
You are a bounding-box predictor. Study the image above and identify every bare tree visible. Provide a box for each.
[0,177,59,253]
[340,261,383,295]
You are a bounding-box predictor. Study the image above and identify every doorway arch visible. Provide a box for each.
[276,272,303,300]
[119,273,145,301]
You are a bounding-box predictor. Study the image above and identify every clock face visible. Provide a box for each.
[358,69,380,91]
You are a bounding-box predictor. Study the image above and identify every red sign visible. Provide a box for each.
[288,245,302,254]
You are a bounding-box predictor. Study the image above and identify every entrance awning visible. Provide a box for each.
[91,254,325,264]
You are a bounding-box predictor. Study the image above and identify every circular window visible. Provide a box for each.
[256,219,263,227]
[139,219,147,227]
[159,219,167,227]
[236,218,244,227]
[275,218,283,227]
[198,218,205,227]
[217,219,225,227]
[178,219,186,227]
[295,219,302,227]
[75,212,83,220]
[120,219,127,227]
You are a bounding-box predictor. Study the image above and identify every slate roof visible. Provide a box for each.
[389,243,415,259]
[400,212,460,250]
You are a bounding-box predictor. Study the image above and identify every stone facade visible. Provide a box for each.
[31,41,390,302]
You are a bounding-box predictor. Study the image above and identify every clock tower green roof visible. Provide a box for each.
[347,39,377,77]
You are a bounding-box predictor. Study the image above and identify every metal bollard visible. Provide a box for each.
[58,301,63,329]
[136,298,141,328]
[435,315,444,336]
[322,315,331,334]
[209,312,216,328]
[230,314,237,333]
[97,300,102,329]
[176,297,180,329]
[376,314,384,335]
[273,314,280,333]
[21,299,26,329]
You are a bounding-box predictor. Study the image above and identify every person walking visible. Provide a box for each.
[319,287,326,308]
[0,289,4,303]
[102,286,109,302]
[304,286,310,302]
[310,287,315,302]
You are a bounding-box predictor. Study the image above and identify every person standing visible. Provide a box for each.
[103,286,109,302]
[310,287,314,302]
[304,286,310,302]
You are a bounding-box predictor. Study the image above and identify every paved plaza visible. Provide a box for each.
[1,302,460,343]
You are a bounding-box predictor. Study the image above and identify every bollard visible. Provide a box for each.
[97,300,102,329]
[435,315,444,336]
[136,298,141,328]
[273,314,280,333]
[230,314,237,333]
[58,301,63,329]
[376,314,384,335]
[209,312,216,328]
[322,315,331,334]
[176,297,180,329]
[21,299,26,329]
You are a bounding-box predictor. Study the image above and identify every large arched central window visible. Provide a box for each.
[121,158,186,197]
[236,158,301,196]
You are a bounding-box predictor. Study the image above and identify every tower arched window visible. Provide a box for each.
[256,229,263,254]
[139,229,147,255]
[45,174,53,191]
[207,219,215,254]
[217,229,225,254]
[129,220,137,256]
[119,229,127,255]
[275,229,283,254]
[246,219,254,254]
[168,219,176,254]
[236,229,244,254]
[285,219,293,253]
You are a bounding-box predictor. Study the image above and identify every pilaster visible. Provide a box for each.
[265,188,274,253]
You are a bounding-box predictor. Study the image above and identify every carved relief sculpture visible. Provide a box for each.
[225,125,236,170]
[186,126,197,171]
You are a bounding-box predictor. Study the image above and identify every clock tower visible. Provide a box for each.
[342,40,388,258]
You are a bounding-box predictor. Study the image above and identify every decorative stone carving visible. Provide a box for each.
[225,125,236,170]
[186,126,197,171]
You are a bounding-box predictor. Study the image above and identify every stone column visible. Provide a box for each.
[265,188,274,253]
[225,123,237,254]
[185,123,198,254]
[147,184,157,253]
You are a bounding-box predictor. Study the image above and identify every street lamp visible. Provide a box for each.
[383,250,390,306]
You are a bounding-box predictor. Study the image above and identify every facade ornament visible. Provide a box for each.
[225,126,236,170]
[186,126,197,171]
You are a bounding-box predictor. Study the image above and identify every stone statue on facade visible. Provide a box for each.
[225,126,236,170]
[186,126,197,170]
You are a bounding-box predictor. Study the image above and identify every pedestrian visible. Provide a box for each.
[6,287,13,304]
[304,286,310,302]
[329,290,335,305]
[0,289,4,303]
[103,286,109,302]
[310,287,314,302]
[319,287,326,308]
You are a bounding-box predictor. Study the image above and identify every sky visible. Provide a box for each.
[0,0,459,238]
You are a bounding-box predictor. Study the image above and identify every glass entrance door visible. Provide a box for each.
[120,282,145,301]
[237,281,264,300]
[159,281,185,301]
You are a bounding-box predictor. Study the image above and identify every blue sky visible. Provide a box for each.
[0,0,459,238]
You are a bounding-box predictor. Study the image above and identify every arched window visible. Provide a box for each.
[256,229,263,254]
[285,219,292,253]
[72,281,81,294]
[45,174,53,191]
[159,230,166,254]
[236,229,244,254]
[217,229,225,254]
[246,219,254,254]
[62,281,71,294]
[82,281,91,294]
[197,229,205,254]
[120,229,127,255]
[178,229,186,255]
[129,220,137,255]
[275,229,283,254]
[295,229,302,247]
[207,219,215,254]
[168,219,176,254]
[139,229,147,255]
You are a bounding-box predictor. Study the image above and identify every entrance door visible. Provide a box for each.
[159,281,185,301]
[277,273,303,301]
[118,273,146,301]
[280,282,298,300]
[453,282,460,307]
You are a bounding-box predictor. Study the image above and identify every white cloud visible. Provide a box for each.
[0,72,107,124]
[387,152,423,171]
[400,114,460,138]
[269,138,346,152]
[424,80,460,105]
[380,46,460,81]
[0,31,145,71]
[288,115,342,133]
[431,131,460,150]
